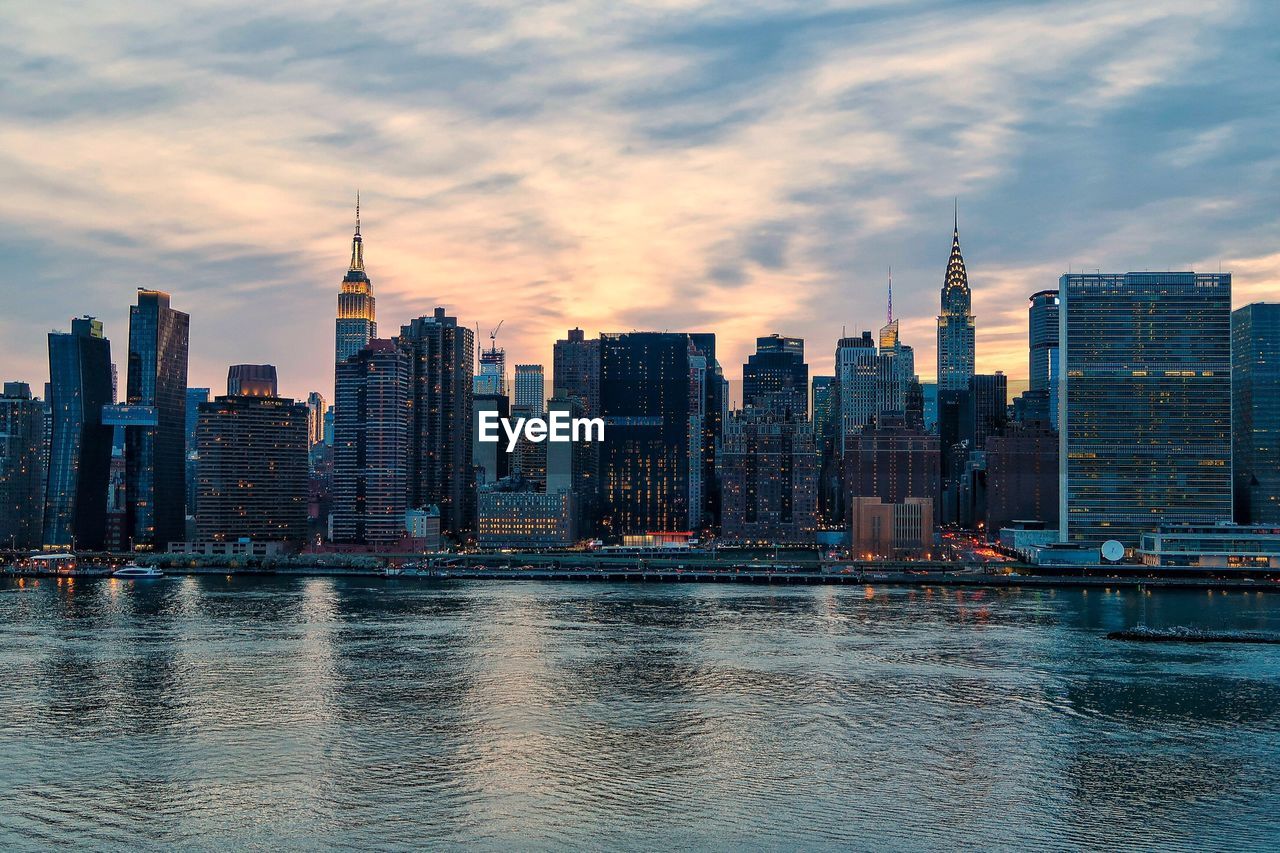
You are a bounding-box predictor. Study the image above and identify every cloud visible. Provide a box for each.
[0,0,1276,405]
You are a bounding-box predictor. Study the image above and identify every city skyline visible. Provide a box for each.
[3,2,1278,402]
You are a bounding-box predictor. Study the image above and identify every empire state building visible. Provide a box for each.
[336,196,376,364]
[936,209,975,391]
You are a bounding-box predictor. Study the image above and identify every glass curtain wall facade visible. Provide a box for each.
[1060,272,1232,547]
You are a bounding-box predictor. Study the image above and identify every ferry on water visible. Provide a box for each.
[111,564,165,579]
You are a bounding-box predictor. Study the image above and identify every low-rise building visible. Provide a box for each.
[850,496,934,559]
[1139,523,1280,569]
[478,479,577,550]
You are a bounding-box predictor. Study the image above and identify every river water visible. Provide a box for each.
[1,575,1277,850]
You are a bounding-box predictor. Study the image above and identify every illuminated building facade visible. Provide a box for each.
[195,369,308,547]
[742,335,807,417]
[718,409,818,544]
[936,212,975,392]
[1060,272,1232,547]
[0,382,46,550]
[335,197,376,364]
[332,339,411,547]
[477,484,577,550]
[514,364,545,417]
[599,332,693,537]
[398,308,475,538]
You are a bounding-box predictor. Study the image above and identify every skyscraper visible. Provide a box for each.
[195,368,309,547]
[1029,290,1060,394]
[1016,290,1060,428]
[552,329,601,529]
[514,364,545,416]
[688,333,724,530]
[122,290,190,549]
[475,340,507,397]
[185,387,209,519]
[306,391,327,446]
[811,376,835,445]
[970,372,1008,450]
[718,409,819,544]
[0,382,46,550]
[600,332,694,537]
[936,210,975,392]
[44,317,114,550]
[332,340,411,546]
[1060,272,1232,547]
[834,325,915,452]
[398,308,475,538]
[335,196,376,365]
[1232,303,1280,524]
[742,335,807,417]
[552,328,600,415]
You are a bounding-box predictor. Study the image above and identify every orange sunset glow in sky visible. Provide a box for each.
[2,1,1278,401]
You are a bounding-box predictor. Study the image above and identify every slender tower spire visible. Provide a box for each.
[336,193,376,364]
[937,201,976,391]
[348,192,364,272]
[887,265,893,325]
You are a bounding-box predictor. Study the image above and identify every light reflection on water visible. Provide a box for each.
[1,576,1278,849]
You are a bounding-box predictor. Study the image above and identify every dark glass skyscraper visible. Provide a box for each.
[336,198,376,365]
[600,332,693,537]
[398,308,475,538]
[1232,303,1280,524]
[124,290,190,549]
[0,382,46,550]
[185,386,209,518]
[1060,272,1232,547]
[936,211,975,392]
[44,317,114,549]
[742,335,807,417]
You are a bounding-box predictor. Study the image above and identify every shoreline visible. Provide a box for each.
[4,564,1276,591]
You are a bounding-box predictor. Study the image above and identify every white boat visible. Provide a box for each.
[112,564,164,579]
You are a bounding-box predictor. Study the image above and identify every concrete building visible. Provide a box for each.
[850,497,934,559]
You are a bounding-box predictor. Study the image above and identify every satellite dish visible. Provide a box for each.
[1101,540,1124,562]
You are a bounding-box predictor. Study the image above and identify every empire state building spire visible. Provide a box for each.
[348,191,365,273]
[936,202,976,391]
[336,193,376,363]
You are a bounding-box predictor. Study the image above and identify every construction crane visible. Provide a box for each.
[489,319,504,348]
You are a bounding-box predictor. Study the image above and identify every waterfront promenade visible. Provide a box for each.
[3,553,1276,591]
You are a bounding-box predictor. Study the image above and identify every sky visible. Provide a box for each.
[2,0,1278,403]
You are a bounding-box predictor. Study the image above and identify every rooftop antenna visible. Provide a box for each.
[355,190,361,235]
